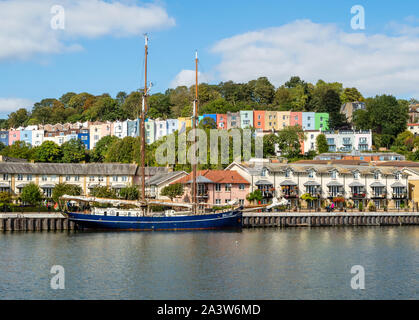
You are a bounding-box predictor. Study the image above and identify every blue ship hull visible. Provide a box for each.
[66,210,243,231]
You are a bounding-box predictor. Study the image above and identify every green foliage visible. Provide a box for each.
[0,141,33,160]
[246,189,263,203]
[316,134,329,154]
[90,186,117,199]
[90,135,120,162]
[61,139,86,163]
[119,186,140,200]
[105,136,137,163]
[160,183,184,201]
[0,192,12,207]
[277,126,306,158]
[52,183,82,209]
[33,141,62,162]
[301,193,316,201]
[20,183,43,205]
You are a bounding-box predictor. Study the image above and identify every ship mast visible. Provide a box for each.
[140,35,148,202]
[192,51,198,214]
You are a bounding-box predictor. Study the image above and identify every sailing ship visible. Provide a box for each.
[64,35,243,230]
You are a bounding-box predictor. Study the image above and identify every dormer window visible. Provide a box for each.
[308,170,314,178]
[395,173,400,180]
[331,171,337,179]
[374,172,379,180]
[261,168,267,177]
[285,169,291,178]
[353,172,359,179]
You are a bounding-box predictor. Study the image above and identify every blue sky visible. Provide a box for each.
[1,0,419,118]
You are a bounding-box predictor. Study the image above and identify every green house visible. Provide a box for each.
[315,113,329,131]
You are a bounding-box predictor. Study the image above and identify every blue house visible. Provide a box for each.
[20,130,32,146]
[302,112,316,131]
[78,130,90,150]
[127,119,140,137]
[0,131,9,146]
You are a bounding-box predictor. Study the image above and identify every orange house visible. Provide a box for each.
[253,111,265,130]
[290,112,302,127]
[216,114,227,129]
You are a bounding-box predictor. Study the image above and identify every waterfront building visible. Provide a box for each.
[227,160,410,210]
[171,170,251,208]
[0,131,8,146]
[277,111,291,130]
[89,122,109,149]
[178,117,192,132]
[302,130,322,154]
[145,119,155,144]
[315,113,329,131]
[341,101,365,124]
[324,130,372,152]
[240,110,253,128]
[112,120,128,138]
[0,163,167,197]
[407,123,419,136]
[8,130,20,146]
[253,110,265,130]
[302,112,316,131]
[290,112,302,127]
[127,119,140,138]
[166,119,178,135]
[154,119,167,141]
[31,130,44,147]
[216,114,227,129]
[145,171,188,199]
[77,129,90,149]
[227,112,241,130]
[315,152,405,162]
[264,111,278,131]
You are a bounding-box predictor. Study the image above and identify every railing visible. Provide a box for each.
[327,192,345,198]
[281,192,299,198]
[197,191,209,198]
[392,193,407,199]
[351,192,366,198]
[370,193,387,199]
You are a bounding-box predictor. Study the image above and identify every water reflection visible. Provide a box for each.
[0,227,418,299]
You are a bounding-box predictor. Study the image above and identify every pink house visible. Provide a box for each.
[290,112,302,127]
[8,130,20,146]
[171,170,250,207]
[216,114,228,130]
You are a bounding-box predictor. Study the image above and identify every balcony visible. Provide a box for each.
[197,190,209,198]
[281,191,299,199]
[392,192,407,199]
[370,193,387,199]
[351,192,366,199]
[327,191,345,198]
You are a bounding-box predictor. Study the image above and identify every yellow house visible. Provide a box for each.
[277,111,291,130]
[264,111,278,131]
[178,117,192,132]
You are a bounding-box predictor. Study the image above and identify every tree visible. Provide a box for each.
[52,183,82,209]
[277,126,306,158]
[33,141,62,162]
[119,186,140,200]
[248,77,275,104]
[90,135,119,162]
[319,89,347,129]
[61,139,86,163]
[90,186,117,199]
[263,134,279,157]
[246,189,263,204]
[199,117,217,129]
[8,108,30,128]
[20,183,43,205]
[104,136,136,163]
[160,183,184,201]
[341,87,364,103]
[0,141,33,160]
[0,192,12,211]
[316,134,329,154]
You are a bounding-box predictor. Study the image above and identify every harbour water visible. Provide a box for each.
[1,227,418,300]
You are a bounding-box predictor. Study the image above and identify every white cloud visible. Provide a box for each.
[211,19,419,98]
[0,98,33,113]
[170,69,207,88]
[0,0,175,60]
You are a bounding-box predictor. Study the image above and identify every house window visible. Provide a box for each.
[89,176,95,182]
[66,176,71,182]
[331,171,337,179]
[239,199,245,205]
[27,175,32,181]
[42,175,48,181]
[74,176,80,182]
[17,174,23,181]
[353,172,359,179]
[215,184,221,191]
[239,184,245,190]
[225,184,232,191]
[215,199,221,204]
[122,176,128,182]
[395,173,400,180]
[308,170,314,178]
[3,174,8,180]
[261,168,267,177]
[113,176,118,182]
[98,176,104,182]
[285,170,291,178]
[374,172,379,180]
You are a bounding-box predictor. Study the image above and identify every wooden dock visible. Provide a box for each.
[242,212,419,228]
[0,213,78,231]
